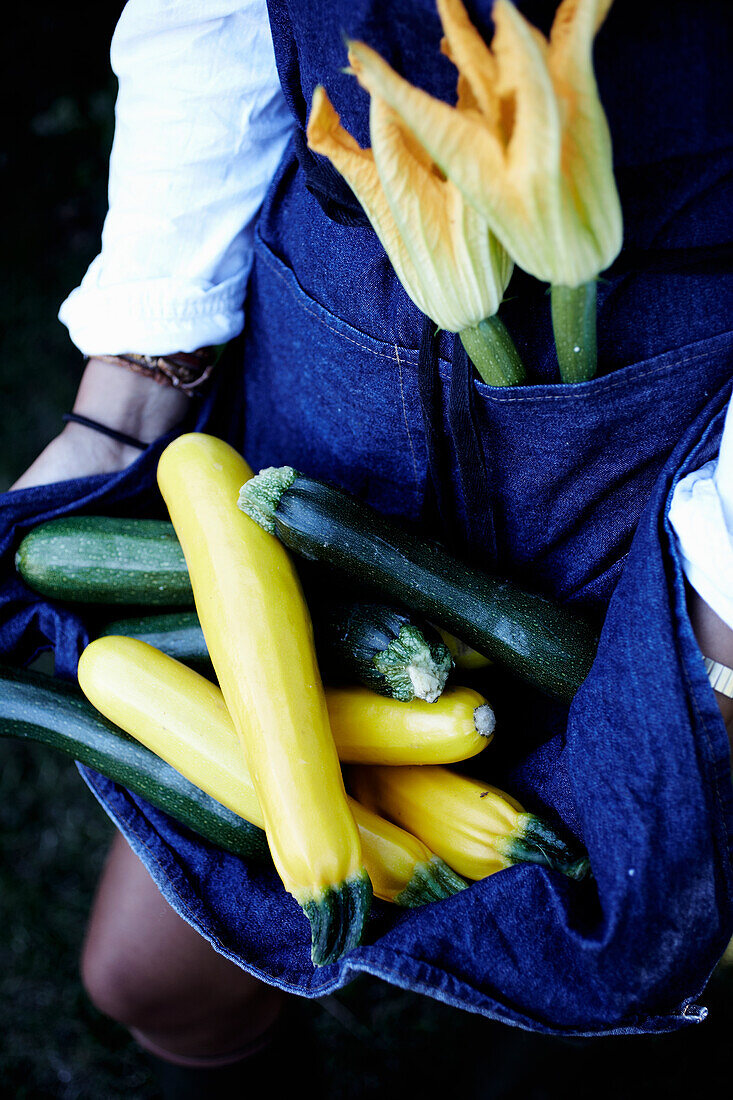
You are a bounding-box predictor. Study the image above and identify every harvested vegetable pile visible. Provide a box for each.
[11,432,592,967]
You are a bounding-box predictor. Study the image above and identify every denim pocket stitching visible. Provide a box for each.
[394,343,424,505]
[256,237,417,365]
[255,230,733,404]
[467,341,733,405]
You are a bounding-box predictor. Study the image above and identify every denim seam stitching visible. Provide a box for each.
[256,244,414,364]
[470,348,729,405]
[394,343,422,503]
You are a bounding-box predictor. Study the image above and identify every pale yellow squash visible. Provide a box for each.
[156,433,370,965]
[78,635,465,906]
[350,764,589,882]
[326,685,494,765]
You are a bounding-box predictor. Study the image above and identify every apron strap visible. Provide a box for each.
[415,318,497,563]
[293,129,371,228]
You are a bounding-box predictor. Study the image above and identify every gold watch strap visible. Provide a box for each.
[703,657,733,699]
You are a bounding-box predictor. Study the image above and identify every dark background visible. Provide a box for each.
[1,4,731,1097]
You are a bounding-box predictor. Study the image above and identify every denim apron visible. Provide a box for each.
[1,0,732,1036]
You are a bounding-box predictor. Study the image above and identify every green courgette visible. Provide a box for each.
[15,517,193,606]
[239,468,599,702]
[0,663,268,860]
[100,611,211,668]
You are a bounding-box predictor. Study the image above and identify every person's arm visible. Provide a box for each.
[11,358,189,489]
[13,0,292,490]
[669,396,733,748]
[687,586,733,740]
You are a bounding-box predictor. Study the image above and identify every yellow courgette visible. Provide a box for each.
[77,636,466,906]
[157,433,371,965]
[326,685,494,765]
[349,765,590,881]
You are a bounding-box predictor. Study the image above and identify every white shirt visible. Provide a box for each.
[58,0,733,637]
[59,0,292,354]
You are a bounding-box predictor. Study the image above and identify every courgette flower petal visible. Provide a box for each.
[346,0,622,288]
[307,85,512,333]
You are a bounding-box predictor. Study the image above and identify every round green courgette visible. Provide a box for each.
[0,663,269,861]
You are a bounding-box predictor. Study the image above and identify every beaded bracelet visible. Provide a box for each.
[89,347,218,396]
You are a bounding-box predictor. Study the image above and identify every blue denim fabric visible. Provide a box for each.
[1,0,732,1037]
[266,0,733,375]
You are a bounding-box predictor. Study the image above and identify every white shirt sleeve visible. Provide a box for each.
[669,393,733,632]
[58,0,293,356]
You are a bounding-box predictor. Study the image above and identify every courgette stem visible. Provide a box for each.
[0,665,269,861]
[505,814,590,880]
[241,465,297,534]
[302,871,372,967]
[394,857,468,907]
[550,280,598,383]
[371,623,452,703]
[459,316,526,386]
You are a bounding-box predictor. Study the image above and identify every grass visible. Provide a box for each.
[1,4,731,1097]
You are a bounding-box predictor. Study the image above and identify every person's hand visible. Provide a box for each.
[10,358,190,490]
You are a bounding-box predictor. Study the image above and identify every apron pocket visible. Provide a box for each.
[454,331,733,614]
[242,228,430,521]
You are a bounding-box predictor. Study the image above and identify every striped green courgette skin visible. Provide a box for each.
[15,517,194,606]
[0,664,268,861]
[241,471,599,702]
[100,611,211,669]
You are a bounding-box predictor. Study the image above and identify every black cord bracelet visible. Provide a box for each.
[62,412,149,451]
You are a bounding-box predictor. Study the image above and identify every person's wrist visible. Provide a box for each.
[74,358,190,444]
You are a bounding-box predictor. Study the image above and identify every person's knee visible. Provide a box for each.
[80,928,165,1029]
[80,833,285,1051]
[80,916,284,1048]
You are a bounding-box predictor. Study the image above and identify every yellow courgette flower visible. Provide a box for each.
[306,85,513,334]
[346,0,622,289]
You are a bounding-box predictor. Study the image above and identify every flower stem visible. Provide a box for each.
[550,281,597,383]
[459,316,526,387]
